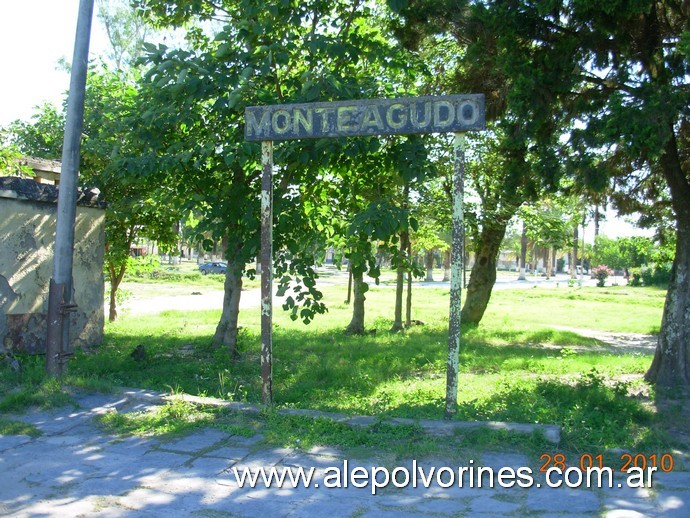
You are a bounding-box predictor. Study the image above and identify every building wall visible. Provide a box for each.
[0,196,105,354]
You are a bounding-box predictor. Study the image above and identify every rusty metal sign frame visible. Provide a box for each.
[246,95,484,416]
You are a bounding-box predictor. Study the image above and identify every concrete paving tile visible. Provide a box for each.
[360,509,425,518]
[603,496,658,515]
[232,448,292,470]
[70,474,143,498]
[222,491,311,517]
[74,392,130,411]
[117,487,178,511]
[287,496,371,518]
[188,456,236,476]
[653,471,690,489]
[40,431,95,447]
[139,470,213,494]
[657,489,690,515]
[201,445,250,460]
[469,495,522,514]
[79,505,131,518]
[226,433,265,447]
[600,484,652,499]
[371,492,426,507]
[13,496,101,516]
[159,428,229,453]
[283,452,345,469]
[604,510,648,518]
[525,487,600,513]
[11,409,85,435]
[17,457,99,486]
[5,388,689,517]
[99,436,161,458]
[0,434,32,452]
[407,483,493,499]
[306,445,344,457]
[479,452,531,471]
[186,481,242,507]
[139,449,191,470]
[0,478,57,514]
[413,496,468,514]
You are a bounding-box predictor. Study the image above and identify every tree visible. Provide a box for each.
[134,0,422,350]
[522,198,572,278]
[592,236,628,275]
[396,0,690,385]
[83,67,183,321]
[390,2,565,326]
[523,1,689,386]
[6,103,65,158]
[0,129,33,177]
[459,125,553,324]
[7,68,183,322]
[97,0,151,74]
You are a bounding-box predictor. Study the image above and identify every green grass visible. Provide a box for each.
[484,286,666,335]
[0,418,42,438]
[1,283,681,458]
[0,363,76,413]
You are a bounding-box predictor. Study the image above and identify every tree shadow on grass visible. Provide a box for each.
[454,371,671,452]
[72,315,664,452]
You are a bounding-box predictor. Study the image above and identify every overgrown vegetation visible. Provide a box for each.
[3,283,680,458]
[94,397,557,462]
[0,418,42,438]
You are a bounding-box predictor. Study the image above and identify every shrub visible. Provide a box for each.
[637,264,672,287]
[591,264,613,287]
[628,267,643,287]
[126,256,161,277]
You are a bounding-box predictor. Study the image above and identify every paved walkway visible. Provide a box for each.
[1,390,688,517]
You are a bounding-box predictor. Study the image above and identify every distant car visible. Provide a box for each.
[199,261,227,275]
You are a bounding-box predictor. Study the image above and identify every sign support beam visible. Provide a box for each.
[246,95,483,413]
[260,140,274,405]
[445,132,466,419]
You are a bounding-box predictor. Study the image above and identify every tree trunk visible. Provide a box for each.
[213,256,243,357]
[461,224,508,325]
[571,225,578,279]
[392,230,409,332]
[424,250,434,282]
[345,262,352,304]
[107,260,127,322]
[442,249,451,282]
[518,221,527,280]
[406,239,413,327]
[593,204,600,252]
[345,270,366,335]
[546,245,554,279]
[645,131,690,386]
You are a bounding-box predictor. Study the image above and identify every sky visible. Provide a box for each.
[0,0,108,128]
[0,1,654,240]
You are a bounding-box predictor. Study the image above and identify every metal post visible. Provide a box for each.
[46,0,95,376]
[260,141,274,405]
[445,132,466,419]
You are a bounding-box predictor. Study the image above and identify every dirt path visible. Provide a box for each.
[114,284,282,316]
[112,284,245,316]
[547,325,658,355]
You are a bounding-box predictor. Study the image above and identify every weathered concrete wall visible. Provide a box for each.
[0,179,105,354]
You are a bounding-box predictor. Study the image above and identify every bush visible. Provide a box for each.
[126,256,161,277]
[628,267,643,287]
[591,264,613,287]
[640,264,672,287]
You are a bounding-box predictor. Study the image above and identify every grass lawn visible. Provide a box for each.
[2,281,685,462]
